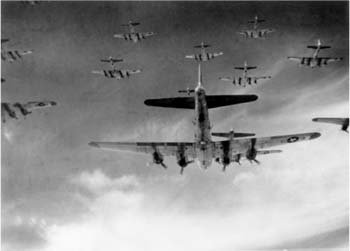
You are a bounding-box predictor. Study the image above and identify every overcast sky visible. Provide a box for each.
[1,1,349,251]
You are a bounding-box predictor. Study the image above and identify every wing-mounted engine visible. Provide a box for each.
[232,154,242,164]
[176,144,194,175]
[152,150,167,169]
[246,138,260,164]
[215,140,231,172]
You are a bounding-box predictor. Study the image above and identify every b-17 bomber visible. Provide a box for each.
[238,15,274,39]
[288,39,343,68]
[1,38,33,62]
[113,21,155,43]
[92,68,142,80]
[1,101,57,123]
[312,117,349,133]
[89,64,320,174]
[185,42,223,62]
[219,61,271,87]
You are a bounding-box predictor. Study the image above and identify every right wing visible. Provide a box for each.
[89,141,196,158]
[139,32,155,38]
[113,34,126,39]
[144,95,258,109]
[213,132,321,156]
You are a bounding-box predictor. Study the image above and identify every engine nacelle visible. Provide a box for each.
[152,151,164,165]
[246,147,257,161]
[176,146,193,168]
[232,154,242,163]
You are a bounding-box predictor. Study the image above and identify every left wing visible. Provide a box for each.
[21,101,57,111]
[113,34,126,39]
[287,56,304,62]
[213,132,321,156]
[2,101,57,123]
[185,54,196,59]
[89,141,196,158]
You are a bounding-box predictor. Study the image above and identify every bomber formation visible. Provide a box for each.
[2,12,348,174]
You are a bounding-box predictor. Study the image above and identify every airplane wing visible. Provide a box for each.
[2,101,57,123]
[287,57,304,62]
[313,117,349,132]
[185,54,196,59]
[319,57,343,63]
[213,132,321,156]
[113,34,125,39]
[144,95,258,109]
[237,31,248,36]
[213,52,224,57]
[312,117,348,125]
[219,77,233,82]
[140,32,155,38]
[254,76,271,80]
[89,141,196,158]
[21,101,57,111]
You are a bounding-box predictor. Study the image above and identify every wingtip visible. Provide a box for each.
[88,142,100,148]
[310,132,321,140]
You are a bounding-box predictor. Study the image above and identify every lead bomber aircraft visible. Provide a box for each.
[89,65,320,174]
[238,15,274,39]
[1,101,57,123]
[288,39,343,68]
[185,42,223,62]
[113,21,155,43]
[219,61,271,87]
[1,38,33,62]
[91,68,142,80]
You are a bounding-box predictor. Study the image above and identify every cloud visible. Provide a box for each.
[2,215,49,251]
[71,169,139,195]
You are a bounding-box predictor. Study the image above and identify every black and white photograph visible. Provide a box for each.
[1,1,349,251]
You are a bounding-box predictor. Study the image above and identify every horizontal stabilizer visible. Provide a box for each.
[248,19,265,23]
[144,95,258,109]
[122,22,140,26]
[212,132,255,138]
[194,44,211,48]
[178,89,195,94]
[235,66,257,70]
[307,45,331,49]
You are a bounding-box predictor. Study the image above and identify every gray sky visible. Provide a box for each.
[1,1,349,251]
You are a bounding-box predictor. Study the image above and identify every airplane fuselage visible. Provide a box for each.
[194,85,213,169]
